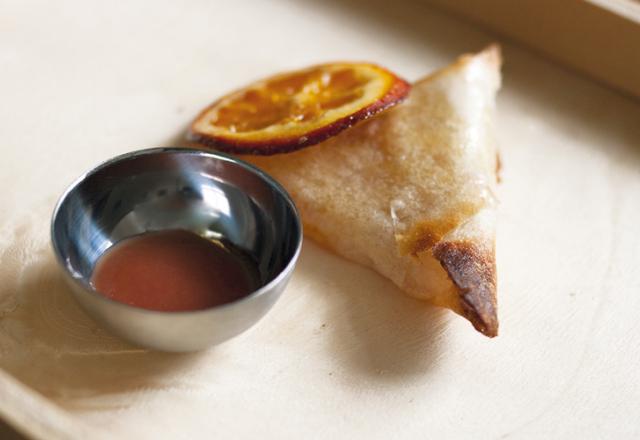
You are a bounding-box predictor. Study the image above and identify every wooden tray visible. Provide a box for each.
[2,0,639,438]
[427,0,640,98]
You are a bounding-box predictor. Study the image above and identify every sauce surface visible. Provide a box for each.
[91,230,259,312]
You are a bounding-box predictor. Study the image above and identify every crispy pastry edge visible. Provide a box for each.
[432,241,498,337]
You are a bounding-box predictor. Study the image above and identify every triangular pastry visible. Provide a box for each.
[243,46,501,337]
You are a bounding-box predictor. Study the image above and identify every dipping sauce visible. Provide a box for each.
[91,230,260,311]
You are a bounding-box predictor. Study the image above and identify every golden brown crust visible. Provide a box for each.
[432,241,498,337]
[402,203,478,256]
[403,219,458,256]
[231,47,502,338]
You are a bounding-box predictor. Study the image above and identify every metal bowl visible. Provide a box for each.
[51,147,302,352]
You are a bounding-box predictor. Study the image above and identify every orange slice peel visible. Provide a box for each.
[188,62,411,155]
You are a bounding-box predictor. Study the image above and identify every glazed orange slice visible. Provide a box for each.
[188,63,411,155]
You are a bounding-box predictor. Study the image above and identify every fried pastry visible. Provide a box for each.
[243,47,502,336]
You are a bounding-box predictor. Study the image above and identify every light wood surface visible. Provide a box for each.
[1,0,640,438]
[426,0,640,99]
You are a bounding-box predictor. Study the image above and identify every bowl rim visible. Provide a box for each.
[50,146,303,316]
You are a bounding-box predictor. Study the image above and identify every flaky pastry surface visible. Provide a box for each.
[245,46,501,336]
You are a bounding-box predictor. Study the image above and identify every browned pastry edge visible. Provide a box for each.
[432,241,498,337]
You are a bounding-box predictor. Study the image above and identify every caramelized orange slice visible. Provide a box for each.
[188,63,411,155]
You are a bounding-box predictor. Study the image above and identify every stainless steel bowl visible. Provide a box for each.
[51,147,302,352]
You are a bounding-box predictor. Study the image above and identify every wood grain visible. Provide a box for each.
[1,0,639,438]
